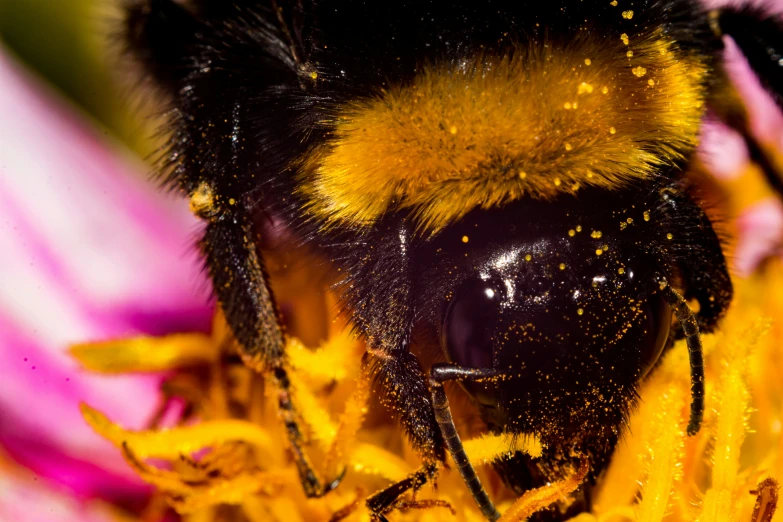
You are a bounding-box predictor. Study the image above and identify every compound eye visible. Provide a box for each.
[442,278,501,371]
[638,292,673,379]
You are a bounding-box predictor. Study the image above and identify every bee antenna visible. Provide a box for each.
[655,275,704,436]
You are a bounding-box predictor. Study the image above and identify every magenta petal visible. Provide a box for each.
[0,46,212,501]
[0,467,125,522]
[1,427,152,503]
[0,316,157,498]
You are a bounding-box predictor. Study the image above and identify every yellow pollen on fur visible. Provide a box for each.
[578,82,594,94]
[189,182,216,218]
[300,38,709,233]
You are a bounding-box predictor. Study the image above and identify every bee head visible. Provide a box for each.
[418,188,673,439]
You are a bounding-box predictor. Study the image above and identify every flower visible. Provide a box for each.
[72,307,549,521]
[3,3,783,519]
[696,10,783,276]
[0,45,212,519]
[72,261,783,522]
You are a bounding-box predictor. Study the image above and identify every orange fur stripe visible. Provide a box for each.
[300,32,708,233]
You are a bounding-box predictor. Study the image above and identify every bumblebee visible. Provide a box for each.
[122,1,783,520]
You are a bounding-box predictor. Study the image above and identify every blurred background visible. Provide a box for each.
[0,2,213,520]
[0,0,154,154]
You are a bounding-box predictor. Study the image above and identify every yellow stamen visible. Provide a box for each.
[70,333,217,373]
[80,404,277,461]
[463,433,543,466]
[499,459,589,521]
[121,443,290,513]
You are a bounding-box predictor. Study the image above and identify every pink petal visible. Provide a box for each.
[0,467,122,522]
[0,46,212,502]
[698,119,749,180]
[735,198,783,276]
[722,35,783,152]
[697,2,783,180]
[701,0,783,145]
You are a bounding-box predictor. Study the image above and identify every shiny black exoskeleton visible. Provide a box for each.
[414,186,690,519]
[428,190,673,435]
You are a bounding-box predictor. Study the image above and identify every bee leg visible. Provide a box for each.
[388,499,456,516]
[363,347,446,458]
[653,275,705,436]
[366,462,439,520]
[712,7,783,196]
[429,363,502,521]
[347,220,451,515]
[201,215,342,497]
[361,349,446,517]
[656,185,733,334]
